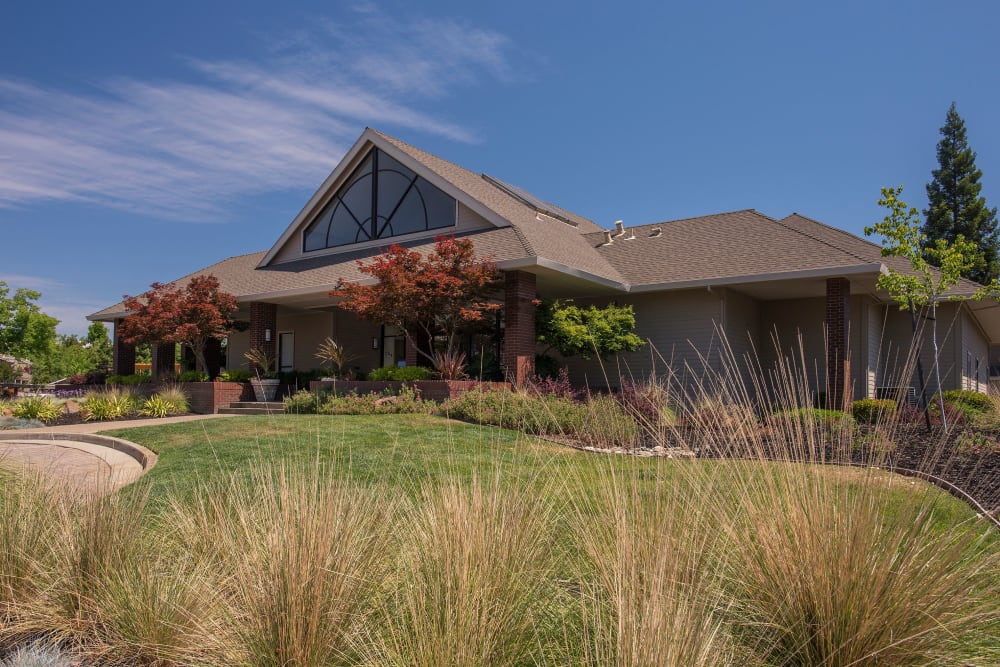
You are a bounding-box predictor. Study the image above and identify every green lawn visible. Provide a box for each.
[1,414,992,665]
[102,414,984,532]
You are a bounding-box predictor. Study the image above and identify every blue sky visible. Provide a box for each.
[2,0,999,335]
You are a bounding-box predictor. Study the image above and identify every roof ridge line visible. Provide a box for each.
[584,209,772,235]
[772,214,873,265]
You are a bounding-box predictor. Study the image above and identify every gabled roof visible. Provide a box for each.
[91,127,990,324]
[588,210,883,289]
[259,128,624,285]
[89,227,529,320]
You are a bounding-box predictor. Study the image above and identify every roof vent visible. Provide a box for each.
[601,230,614,245]
[614,220,625,236]
[649,228,662,238]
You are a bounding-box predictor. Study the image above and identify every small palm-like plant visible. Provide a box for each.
[431,349,467,380]
[314,337,357,379]
[244,348,277,378]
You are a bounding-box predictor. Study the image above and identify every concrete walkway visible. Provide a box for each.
[0,413,235,496]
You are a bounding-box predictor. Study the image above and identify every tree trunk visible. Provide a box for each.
[930,302,948,433]
[909,301,933,433]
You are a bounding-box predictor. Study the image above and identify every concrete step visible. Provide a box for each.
[228,401,284,410]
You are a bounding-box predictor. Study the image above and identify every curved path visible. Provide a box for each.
[0,414,233,496]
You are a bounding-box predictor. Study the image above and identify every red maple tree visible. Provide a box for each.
[330,235,502,365]
[119,275,238,373]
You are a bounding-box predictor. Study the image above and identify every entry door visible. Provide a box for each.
[278,332,294,373]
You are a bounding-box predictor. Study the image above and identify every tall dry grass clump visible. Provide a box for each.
[659,336,1000,666]
[569,461,740,666]
[358,475,559,666]
[0,473,59,646]
[173,463,397,667]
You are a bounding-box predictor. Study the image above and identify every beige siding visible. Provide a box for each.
[723,289,761,394]
[960,309,989,392]
[758,297,827,397]
[876,302,965,397]
[564,289,726,388]
[866,303,884,398]
[457,202,495,231]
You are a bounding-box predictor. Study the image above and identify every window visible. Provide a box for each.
[303,148,456,251]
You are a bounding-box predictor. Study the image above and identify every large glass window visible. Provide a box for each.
[303,148,456,252]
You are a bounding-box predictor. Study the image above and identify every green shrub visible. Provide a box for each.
[941,389,994,414]
[851,398,897,424]
[219,369,252,382]
[443,386,593,437]
[11,396,63,424]
[317,386,433,415]
[574,395,640,449]
[139,386,189,417]
[769,408,855,436]
[367,365,433,381]
[279,368,328,387]
[140,394,171,418]
[178,370,209,383]
[81,388,140,421]
[106,373,152,385]
[284,390,322,415]
[154,386,190,415]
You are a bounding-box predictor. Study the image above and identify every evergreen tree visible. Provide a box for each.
[923,102,999,284]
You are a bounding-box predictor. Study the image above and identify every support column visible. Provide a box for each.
[248,302,277,373]
[503,271,537,385]
[204,339,223,379]
[112,318,136,376]
[826,277,851,411]
[151,343,175,382]
[405,328,431,367]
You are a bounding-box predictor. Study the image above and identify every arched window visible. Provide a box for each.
[303,149,456,251]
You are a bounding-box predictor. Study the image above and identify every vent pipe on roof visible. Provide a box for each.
[602,230,614,245]
[614,220,625,236]
[649,228,662,238]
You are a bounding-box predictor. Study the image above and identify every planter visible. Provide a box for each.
[251,378,281,402]
[183,381,254,414]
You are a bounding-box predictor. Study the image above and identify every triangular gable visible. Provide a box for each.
[260,128,513,267]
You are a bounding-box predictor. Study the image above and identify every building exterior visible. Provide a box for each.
[89,128,1000,405]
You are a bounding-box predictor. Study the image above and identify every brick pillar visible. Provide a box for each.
[405,329,431,367]
[151,343,175,381]
[112,319,136,376]
[249,302,277,373]
[204,338,223,379]
[826,277,851,411]
[503,271,536,385]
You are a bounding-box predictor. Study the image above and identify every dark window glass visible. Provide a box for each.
[302,148,455,252]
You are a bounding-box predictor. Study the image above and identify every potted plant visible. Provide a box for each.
[245,347,279,402]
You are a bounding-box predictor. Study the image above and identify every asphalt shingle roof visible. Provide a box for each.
[93,128,978,321]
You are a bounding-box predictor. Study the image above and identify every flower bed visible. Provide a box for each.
[308,379,510,402]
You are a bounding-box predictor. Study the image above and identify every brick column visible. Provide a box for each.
[503,271,536,385]
[405,328,431,367]
[151,343,175,381]
[825,277,851,411]
[249,302,277,373]
[112,318,136,376]
[204,338,223,379]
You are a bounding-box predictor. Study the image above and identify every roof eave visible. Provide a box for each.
[627,263,886,293]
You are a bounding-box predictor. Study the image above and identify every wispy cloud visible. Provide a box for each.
[0,6,513,221]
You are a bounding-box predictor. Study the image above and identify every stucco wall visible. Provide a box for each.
[225,309,382,375]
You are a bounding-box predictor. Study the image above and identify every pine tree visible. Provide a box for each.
[922,102,999,284]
